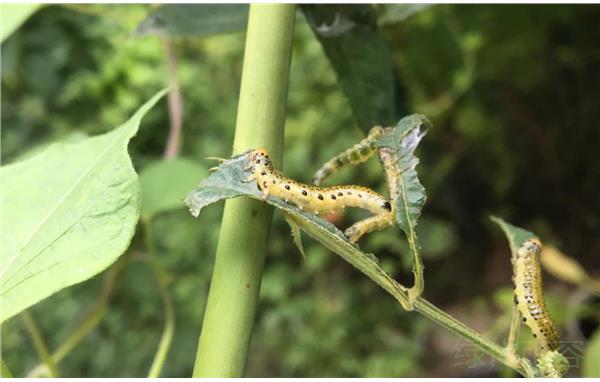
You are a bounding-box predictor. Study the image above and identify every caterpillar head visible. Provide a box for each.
[518,237,542,258]
[249,148,271,168]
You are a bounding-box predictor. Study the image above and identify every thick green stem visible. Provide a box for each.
[192,4,296,377]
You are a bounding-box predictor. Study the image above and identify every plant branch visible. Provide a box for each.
[141,221,176,378]
[26,257,127,377]
[505,304,522,354]
[283,209,536,377]
[192,4,296,377]
[163,38,184,159]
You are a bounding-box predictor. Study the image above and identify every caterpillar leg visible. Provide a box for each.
[344,213,394,243]
[312,126,387,186]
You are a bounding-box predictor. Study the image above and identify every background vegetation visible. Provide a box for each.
[1,4,599,377]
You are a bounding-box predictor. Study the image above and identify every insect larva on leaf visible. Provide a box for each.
[312,126,386,186]
[512,238,560,353]
[246,148,394,243]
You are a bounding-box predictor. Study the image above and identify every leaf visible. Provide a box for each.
[376,4,433,25]
[375,114,432,302]
[0,89,168,323]
[376,115,431,235]
[540,245,590,287]
[583,329,600,377]
[490,215,536,256]
[139,158,206,221]
[184,150,413,310]
[301,4,395,132]
[133,4,249,38]
[0,4,42,43]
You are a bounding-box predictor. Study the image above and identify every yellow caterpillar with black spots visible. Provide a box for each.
[247,148,394,243]
[513,238,560,352]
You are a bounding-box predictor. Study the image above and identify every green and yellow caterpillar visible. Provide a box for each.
[513,238,560,352]
[246,148,394,243]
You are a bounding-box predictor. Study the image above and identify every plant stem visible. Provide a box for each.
[283,209,535,377]
[26,258,126,377]
[163,38,184,159]
[505,304,521,354]
[21,311,59,377]
[192,4,296,377]
[141,221,176,378]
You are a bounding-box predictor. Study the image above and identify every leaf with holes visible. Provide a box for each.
[0,89,167,323]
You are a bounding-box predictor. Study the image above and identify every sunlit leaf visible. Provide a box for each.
[133,4,248,38]
[139,158,206,221]
[0,89,168,323]
[0,4,42,43]
[301,4,395,132]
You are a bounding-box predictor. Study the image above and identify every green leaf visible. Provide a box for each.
[375,114,432,302]
[583,329,600,377]
[184,150,413,310]
[376,4,433,25]
[301,5,395,132]
[0,4,42,43]
[376,115,431,235]
[133,4,249,38]
[0,89,168,323]
[490,215,536,255]
[139,158,206,221]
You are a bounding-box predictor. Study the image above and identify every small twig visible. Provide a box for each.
[162,38,184,159]
[26,257,127,377]
[141,221,176,378]
[21,311,59,377]
[505,304,522,354]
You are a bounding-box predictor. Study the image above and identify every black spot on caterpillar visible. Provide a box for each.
[513,238,559,352]
[247,148,394,243]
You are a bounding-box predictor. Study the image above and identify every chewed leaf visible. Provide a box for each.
[374,114,431,303]
[376,114,431,235]
[184,152,258,217]
[283,212,305,259]
[490,215,536,256]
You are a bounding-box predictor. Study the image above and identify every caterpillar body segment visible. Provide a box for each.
[312,126,388,186]
[513,238,560,352]
[248,149,394,242]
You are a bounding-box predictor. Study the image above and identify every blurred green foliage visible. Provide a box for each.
[1,4,599,377]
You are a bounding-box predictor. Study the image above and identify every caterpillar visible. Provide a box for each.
[513,238,559,352]
[312,126,387,186]
[246,148,394,243]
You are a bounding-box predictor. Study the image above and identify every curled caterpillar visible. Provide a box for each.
[513,238,559,352]
[247,148,394,243]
